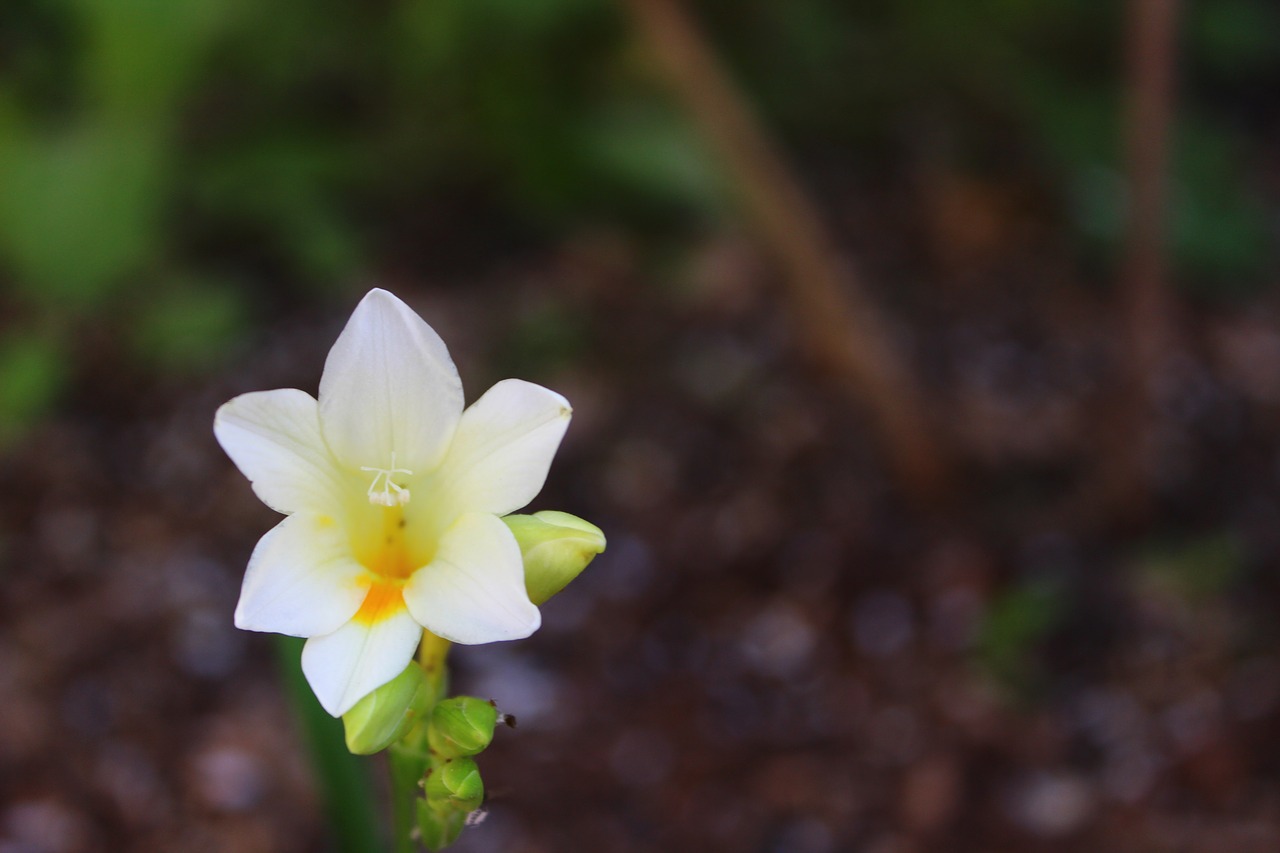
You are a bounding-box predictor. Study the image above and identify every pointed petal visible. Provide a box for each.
[234,513,368,638]
[318,289,463,473]
[214,389,347,515]
[301,604,423,716]
[428,379,572,519]
[403,512,540,645]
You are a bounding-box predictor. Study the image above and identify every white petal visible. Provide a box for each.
[428,379,572,518]
[403,512,540,645]
[301,605,423,716]
[234,513,367,638]
[318,289,463,473]
[214,389,347,515]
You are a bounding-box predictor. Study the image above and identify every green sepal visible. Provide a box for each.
[425,756,484,812]
[428,696,498,758]
[416,799,465,851]
[342,662,432,755]
[504,510,606,605]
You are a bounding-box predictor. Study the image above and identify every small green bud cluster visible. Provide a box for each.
[343,510,603,850]
[415,799,464,851]
[429,696,499,757]
[416,759,481,847]
[413,696,499,849]
[425,755,484,810]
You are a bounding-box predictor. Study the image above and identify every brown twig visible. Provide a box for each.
[1123,0,1179,366]
[623,0,951,504]
[1099,0,1181,521]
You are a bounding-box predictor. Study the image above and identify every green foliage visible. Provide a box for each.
[272,636,385,853]
[1170,118,1270,295]
[0,122,166,308]
[499,299,591,376]
[720,1,1273,294]
[975,578,1064,692]
[1136,532,1246,601]
[0,0,1273,445]
[80,0,236,119]
[0,330,67,448]
[0,0,232,311]
[1027,81,1269,294]
[130,277,249,373]
[1190,0,1280,76]
[0,0,1269,302]
[578,105,727,220]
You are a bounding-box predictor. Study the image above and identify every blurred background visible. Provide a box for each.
[2,0,1279,850]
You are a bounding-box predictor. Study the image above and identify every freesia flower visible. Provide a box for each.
[214,289,571,716]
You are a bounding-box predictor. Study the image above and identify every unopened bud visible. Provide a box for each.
[342,662,432,755]
[428,696,498,758]
[425,756,484,812]
[416,800,464,851]
[504,511,606,605]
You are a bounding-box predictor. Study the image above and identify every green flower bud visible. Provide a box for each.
[342,662,432,755]
[425,756,484,812]
[504,510,606,605]
[416,799,464,851]
[428,696,498,758]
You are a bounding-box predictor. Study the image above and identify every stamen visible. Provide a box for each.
[360,452,414,506]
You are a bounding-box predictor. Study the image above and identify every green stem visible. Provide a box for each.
[418,630,452,701]
[387,631,453,853]
[388,743,428,853]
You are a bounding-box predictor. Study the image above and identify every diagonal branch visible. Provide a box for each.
[623,0,951,503]
[1123,0,1179,371]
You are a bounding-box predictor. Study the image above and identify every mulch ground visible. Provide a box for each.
[3,198,1280,852]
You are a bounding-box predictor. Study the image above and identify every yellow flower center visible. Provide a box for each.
[352,504,431,625]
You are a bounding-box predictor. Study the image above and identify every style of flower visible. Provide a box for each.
[214,289,571,716]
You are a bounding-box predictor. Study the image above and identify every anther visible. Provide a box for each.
[360,452,414,507]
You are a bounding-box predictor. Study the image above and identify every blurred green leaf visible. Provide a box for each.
[499,299,589,376]
[272,635,385,853]
[0,123,166,309]
[1025,80,1268,292]
[975,578,1064,691]
[1190,0,1280,76]
[80,0,234,118]
[1137,532,1245,601]
[1170,118,1269,294]
[0,331,67,448]
[473,0,601,38]
[0,0,1271,370]
[579,104,727,218]
[131,278,248,373]
[193,137,363,284]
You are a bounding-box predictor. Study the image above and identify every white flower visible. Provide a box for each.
[214,289,571,716]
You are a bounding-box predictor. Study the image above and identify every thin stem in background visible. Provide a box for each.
[273,635,386,853]
[1102,0,1181,521]
[623,0,952,506]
